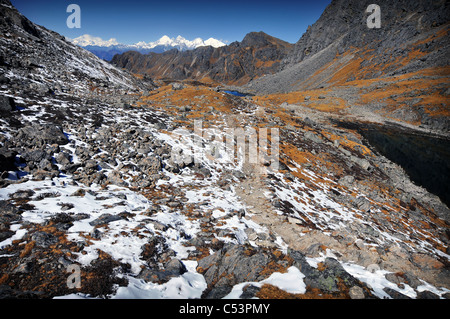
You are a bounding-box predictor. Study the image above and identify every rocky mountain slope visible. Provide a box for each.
[0,1,155,99]
[0,0,449,300]
[245,0,449,132]
[111,31,293,85]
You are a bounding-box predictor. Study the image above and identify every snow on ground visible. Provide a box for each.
[224,266,306,299]
[1,79,448,299]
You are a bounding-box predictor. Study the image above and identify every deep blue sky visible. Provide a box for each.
[11,0,331,44]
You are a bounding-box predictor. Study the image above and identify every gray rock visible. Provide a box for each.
[291,253,371,296]
[171,83,185,91]
[10,189,35,200]
[89,213,123,226]
[383,287,411,299]
[239,284,261,299]
[16,124,68,147]
[197,244,280,299]
[58,256,73,267]
[107,170,127,187]
[304,131,322,144]
[339,175,355,186]
[0,201,21,226]
[56,152,71,165]
[349,286,365,299]
[417,290,440,299]
[139,155,161,174]
[31,231,58,248]
[138,258,187,284]
[0,96,15,112]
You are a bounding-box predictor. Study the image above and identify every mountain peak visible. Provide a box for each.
[72,34,226,50]
[72,34,120,47]
[72,34,226,60]
[241,31,291,47]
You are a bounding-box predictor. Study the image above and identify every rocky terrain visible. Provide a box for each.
[0,0,449,300]
[246,0,450,132]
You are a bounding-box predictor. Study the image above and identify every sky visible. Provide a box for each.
[11,0,332,45]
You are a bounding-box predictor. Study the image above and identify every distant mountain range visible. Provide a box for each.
[70,34,226,61]
[110,31,294,86]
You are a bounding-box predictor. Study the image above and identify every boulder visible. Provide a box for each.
[89,213,123,226]
[197,244,280,299]
[31,231,58,248]
[171,83,185,91]
[16,124,68,147]
[0,96,15,112]
[139,155,161,174]
[0,148,17,172]
[138,259,187,284]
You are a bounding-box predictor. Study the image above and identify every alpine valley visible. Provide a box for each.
[0,0,449,301]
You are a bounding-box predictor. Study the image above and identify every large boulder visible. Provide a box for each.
[197,244,284,299]
[15,124,69,148]
[0,96,15,112]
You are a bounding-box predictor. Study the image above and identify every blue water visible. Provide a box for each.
[223,90,249,97]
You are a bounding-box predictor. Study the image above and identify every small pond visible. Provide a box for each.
[223,90,251,97]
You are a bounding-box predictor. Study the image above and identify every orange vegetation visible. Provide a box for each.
[252,90,348,113]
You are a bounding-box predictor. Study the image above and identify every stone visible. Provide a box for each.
[0,95,15,112]
[21,150,51,167]
[349,286,365,299]
[197,244,277,299]
[31,231,58,248]
[240,284,261,299]
[171,83,185,91]
[366,264,380,273]
[10,189,35,200]
[89,213,122,226]
[411,253,445,270]
[0,148,17,172]
[383,287,411,299]
[304,131,322,144]
[138,258,187,284]
[107,170,127,187]
[140,155,162,174]
[417,290,440,299]
[339,175,355,186]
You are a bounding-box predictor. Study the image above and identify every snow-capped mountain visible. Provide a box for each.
[71,34,226,61]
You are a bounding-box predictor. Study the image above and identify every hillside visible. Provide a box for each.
[245,0,450,132]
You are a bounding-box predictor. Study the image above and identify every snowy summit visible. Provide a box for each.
[71,34,226,60]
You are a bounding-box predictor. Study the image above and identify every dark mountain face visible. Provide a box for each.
[249,0,450,93]
[284,0,449,66]
[111,31,293,85]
